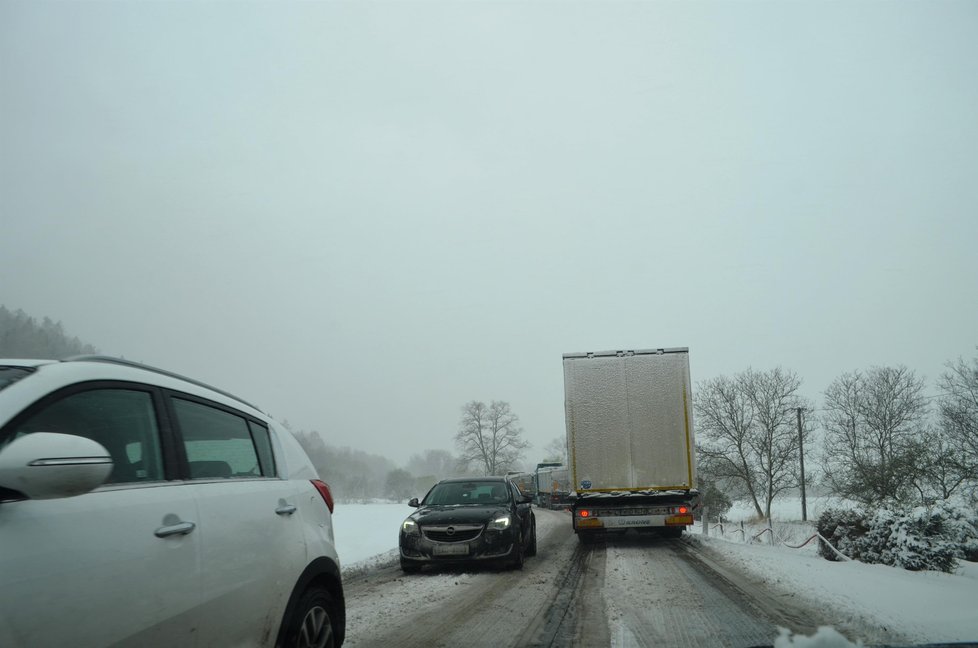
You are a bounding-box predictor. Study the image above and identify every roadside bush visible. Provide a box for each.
[816,501,978,573]
[816,508,869,562]
[697,479,732,522]
[940,502,978,562]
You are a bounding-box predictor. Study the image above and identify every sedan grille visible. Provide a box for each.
[422,524,483,543]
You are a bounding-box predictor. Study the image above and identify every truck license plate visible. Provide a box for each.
[608,518,652,527]
[433,543,469,556]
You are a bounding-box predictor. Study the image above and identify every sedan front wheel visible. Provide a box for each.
[509,531,525,570]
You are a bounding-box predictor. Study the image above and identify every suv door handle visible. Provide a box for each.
[276,504,297,516]
[155,521,196,538]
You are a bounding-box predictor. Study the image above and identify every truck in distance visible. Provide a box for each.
[563,348,699,543]
[534,464,572,510]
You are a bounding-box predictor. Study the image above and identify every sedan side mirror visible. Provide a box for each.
[408,497,420,507]
[0,433,113,500]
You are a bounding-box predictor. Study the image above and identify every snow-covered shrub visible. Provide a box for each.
[815,508,868,562]
[934,501,978,562]
[863,506,958,572]
[816,501,978,572]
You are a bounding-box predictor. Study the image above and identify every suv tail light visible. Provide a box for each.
[311,479,335,514]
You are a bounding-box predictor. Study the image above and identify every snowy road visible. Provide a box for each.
[340,508,837,647]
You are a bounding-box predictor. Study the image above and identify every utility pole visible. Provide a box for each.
[797,407,808,522]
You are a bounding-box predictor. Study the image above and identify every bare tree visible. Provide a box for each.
[541,436,567,464]
[743,368,811,518]
[695,374,760,516]
[455,400,530,475]
[694,368,808,519]
[821,366,928,505]
[912,428,969,501]
[939,350,978,485]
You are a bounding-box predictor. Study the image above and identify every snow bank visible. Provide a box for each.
[332,502,411,567]
[695,534,978,643]
[724,496,858,523]
[774,627,863,648]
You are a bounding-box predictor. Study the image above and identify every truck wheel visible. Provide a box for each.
[577,532,597,545]
[663,527,683,539]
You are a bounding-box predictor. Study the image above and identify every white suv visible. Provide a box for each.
[0,357,345,648]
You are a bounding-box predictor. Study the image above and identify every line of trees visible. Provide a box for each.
[0,305,98,358]
[696,349,978,518]
[293,429,471,503]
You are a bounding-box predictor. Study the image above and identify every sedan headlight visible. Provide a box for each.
[401,518,419,535]
[488,514,512,531]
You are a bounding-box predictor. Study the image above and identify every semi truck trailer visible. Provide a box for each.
[563,348,699,543]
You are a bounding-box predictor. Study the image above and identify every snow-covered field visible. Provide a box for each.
[334,500,978,644]
[332,501,410,569]
[723,496,857,523]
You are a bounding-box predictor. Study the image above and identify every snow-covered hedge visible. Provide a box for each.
[816,501,978,573]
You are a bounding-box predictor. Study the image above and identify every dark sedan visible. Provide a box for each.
[399,477,537,573]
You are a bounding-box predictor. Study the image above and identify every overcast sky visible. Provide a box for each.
[2,0,976,467]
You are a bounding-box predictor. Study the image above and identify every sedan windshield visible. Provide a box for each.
[425,482,510,506]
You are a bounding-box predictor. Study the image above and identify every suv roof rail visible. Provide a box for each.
[63,355,262,412]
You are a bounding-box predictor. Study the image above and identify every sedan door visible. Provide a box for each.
[509,480,533,542]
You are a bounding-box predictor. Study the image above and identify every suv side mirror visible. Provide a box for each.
[408,497,420,507]
[0,433,113,500]
[520,494,533,504]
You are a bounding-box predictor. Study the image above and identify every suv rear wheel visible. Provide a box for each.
[283,587,337,648]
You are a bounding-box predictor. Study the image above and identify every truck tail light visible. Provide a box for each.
[311,479,335,514]
[678,506,688,514]
[579,510,590,517]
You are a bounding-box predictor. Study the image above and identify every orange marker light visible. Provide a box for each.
[580,510,590,517]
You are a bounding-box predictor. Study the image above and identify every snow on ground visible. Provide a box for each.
[693,533,978,643]
[702,497,978,642]
[334,501,978,644]
[332,502,411,569]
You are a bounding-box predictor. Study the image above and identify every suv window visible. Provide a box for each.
[1,388,163,484]
[248,420,276,477]
[172,397,268,479]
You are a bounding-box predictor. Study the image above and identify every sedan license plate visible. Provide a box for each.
[432,543,469,556]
